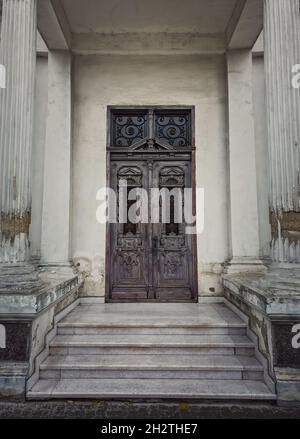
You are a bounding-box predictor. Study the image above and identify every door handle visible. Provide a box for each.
[152,236,158,250]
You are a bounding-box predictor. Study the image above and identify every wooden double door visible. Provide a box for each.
[107,107,197,302]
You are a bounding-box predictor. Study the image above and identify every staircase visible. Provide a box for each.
[27,303,276,400]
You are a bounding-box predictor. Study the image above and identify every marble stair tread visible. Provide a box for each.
[58,321,246,329]
[59,303,245,327]
[41,354,263,370]
[50,334,254,347]
[28,378,276,400]
[57,327,247,336]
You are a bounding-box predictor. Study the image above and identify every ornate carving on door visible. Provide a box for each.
[107,106,197,302]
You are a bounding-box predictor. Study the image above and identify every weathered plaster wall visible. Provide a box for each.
[252,55,271,260]
[30,55,48,259]
[29,52,269,298]
[72,54,229,297]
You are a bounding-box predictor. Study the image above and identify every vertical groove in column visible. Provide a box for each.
[0,0,37,262]
[265,0,300,262]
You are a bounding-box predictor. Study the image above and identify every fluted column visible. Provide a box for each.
[0,0,37,263]
[264,0,300,262]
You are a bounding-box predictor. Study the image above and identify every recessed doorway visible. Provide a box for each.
[106,106,198,302]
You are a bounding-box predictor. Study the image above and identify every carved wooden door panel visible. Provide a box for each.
[110,161,149,300]
[108,107,197,302]
[151,161,194,300]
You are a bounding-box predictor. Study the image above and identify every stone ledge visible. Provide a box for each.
[0,270,84,315]
[0,269,83,400]
[224,268,300,404]
[275,367,300,382]
[223,268,300,317]
[0,361,28,402]
[0,362,28,377]
[275,368,300,405]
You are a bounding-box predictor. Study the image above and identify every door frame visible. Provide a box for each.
[105,105,198,302]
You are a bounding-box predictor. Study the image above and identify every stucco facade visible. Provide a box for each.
[29,51,269,298]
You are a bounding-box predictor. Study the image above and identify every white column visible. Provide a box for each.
[41,51,72,265]
[226,50,266,273]
[0,0,37,263]
[264,0,300,263]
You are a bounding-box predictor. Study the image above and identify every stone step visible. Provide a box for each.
[49,334,255,356]
[27,378,276,401]
[39,354,264,380]
[27,303,274,402]
[60,303,246,325]
[57,324,246,336]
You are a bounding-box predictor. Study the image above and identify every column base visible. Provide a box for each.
[38,261,76,278]
[225,257,267,274]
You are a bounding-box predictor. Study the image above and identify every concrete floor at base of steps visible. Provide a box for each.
[2,400,300,419]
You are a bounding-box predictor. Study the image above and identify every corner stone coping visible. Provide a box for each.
[0,272,83,315]
[223,272,300,317]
